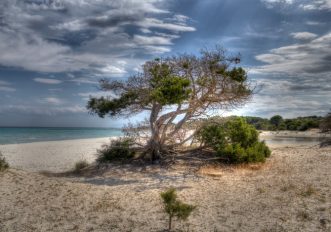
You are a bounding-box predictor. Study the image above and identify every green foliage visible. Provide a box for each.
[197,123,227,150]
[226,117,259,148]
[97,137,135,163]
[161,188,196,231]
[238,115,321,131]
[270,115,283,128]
[198,118,271,163]
[149,63,191,105]
[320,113,331,147]
[73,160,89,173]
[87,92,138,118]
[0,152,9,171]
[227,67,247,82]
[320,113,331,133]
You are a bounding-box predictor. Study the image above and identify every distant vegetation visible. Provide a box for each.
[190,115,322,132]
[320,113,331,133]
[246,115,322,131]
[0,152,9,171]
[320,113,331,147]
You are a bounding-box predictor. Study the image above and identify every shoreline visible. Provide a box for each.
[0,135,119,146]
[0,130,329,173]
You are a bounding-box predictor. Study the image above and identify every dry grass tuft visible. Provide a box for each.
[299,185,317,197]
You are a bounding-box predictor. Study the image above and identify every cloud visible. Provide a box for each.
[44,97,63,105]
[290,32,318,40]
[0,0,195,73]
[253,32,331,75]
[300,0,331,11]
[0,86,16,92]
[261,0,295,8]
[306,21,324,26]
[0,104,86,115]
[0,80,11,85]
[261,0,331,11]
[262,0,294,4]
[232,76,331,118]
[68,78,98,85]
[0,80,16,92]
[33,78,63,84]
[77,91,116,101]
[133,35,176,46]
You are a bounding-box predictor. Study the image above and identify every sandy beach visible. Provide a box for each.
[1,132,331,231]
[0,137,113,172]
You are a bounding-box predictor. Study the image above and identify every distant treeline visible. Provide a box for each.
[244,115,322,131]
[188,115,323,131]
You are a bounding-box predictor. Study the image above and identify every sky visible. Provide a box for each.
[0,0,330,127]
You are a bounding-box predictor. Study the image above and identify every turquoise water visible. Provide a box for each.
[0,127,123,145]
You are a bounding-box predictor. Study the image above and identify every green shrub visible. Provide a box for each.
[97,137,135,163]
[0,152,9,171]
[198,118,271,163]
[160,188,196,231]
[73,160,89,173]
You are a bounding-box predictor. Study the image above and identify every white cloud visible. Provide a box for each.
[261,0,295,8]
[50,20,86,31]
[44,97,63,105]
[133,35,176,46]
[300,0,331,10]
[33,78,63,84]
[306,21,324,26]
[0,86,16,92]
[0,80,16,92]
[99,65,127,75]
[253,32,331,75]
[0,80,11,86]
[0,104,86,115]
[68,78,98,85]
[262,0,294,4]
[290,32,318,40]
[0,0,195,73]
[137,18,196,32]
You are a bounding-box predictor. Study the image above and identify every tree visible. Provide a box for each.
[160,188,196,231]
[320,113,331,147]
[88,47,253,160]
[270,115,283,129]
[320,113,331,133]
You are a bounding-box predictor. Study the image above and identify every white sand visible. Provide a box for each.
[0,137,114,172]
[1,130,329,172]
[1,145,331,231]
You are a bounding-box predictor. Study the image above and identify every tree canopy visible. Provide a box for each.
[88,47,253,160]
[320,113,331,133]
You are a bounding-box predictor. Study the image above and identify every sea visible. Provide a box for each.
[0,127,123,145]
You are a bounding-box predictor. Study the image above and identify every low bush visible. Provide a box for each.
[73,160,89,173]
[160,188,196,231]
[0,152,9,171]
[198,117,271,163]
[97,137,135,163]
